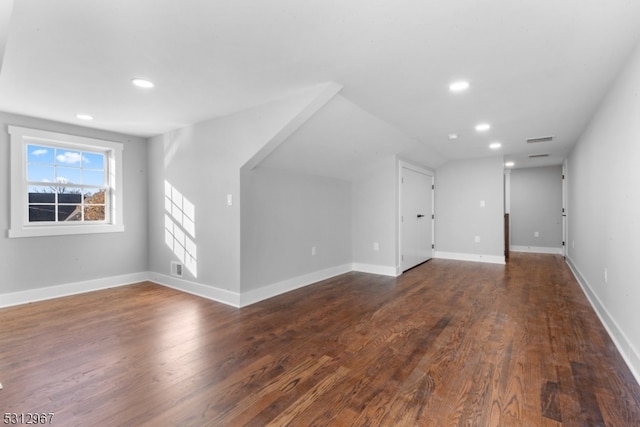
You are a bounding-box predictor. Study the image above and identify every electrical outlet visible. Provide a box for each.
[373,242,379,251]
[312,246,317,256]
[534,231,539,237]
[475,236,480,243]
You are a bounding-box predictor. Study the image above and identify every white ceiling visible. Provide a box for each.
[1,0,640,173]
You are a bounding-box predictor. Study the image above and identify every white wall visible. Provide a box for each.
[434,156,505,263]
[147,89,329,299]
[351,156,398,274]
[510,166,563,252]
[566,41,640,379]
[0,112,148,296]
[240,167,351,292]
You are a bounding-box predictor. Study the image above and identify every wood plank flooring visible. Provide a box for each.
[1,253,639,426]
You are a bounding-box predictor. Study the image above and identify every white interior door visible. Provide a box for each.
[401,166,433,271]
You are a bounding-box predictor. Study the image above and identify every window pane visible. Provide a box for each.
[58,191,82,204]
[83,169,105,186]
[55,149,82,166]
[83,152,105,170]
[84,189,106,221]
[56,167,82,184]
[27,164,55,183]
[84,205,105,221]
[28,187,55,203]
[84,189,106,203]
[59,205,81,221]
[27,144,55,164]
[29,205,56,222]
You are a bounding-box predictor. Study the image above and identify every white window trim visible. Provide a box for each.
[8,125,124,238]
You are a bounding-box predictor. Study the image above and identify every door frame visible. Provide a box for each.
[398,160,434,274]
[562,159,568,257]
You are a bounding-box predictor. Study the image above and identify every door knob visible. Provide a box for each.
[417,214,425,218]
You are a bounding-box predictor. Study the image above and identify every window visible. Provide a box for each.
[8,126,124,238]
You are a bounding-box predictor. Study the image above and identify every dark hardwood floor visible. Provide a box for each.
[1,253,639,426]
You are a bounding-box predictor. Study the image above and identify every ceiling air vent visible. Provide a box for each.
[526,136,554,143]
[528,153,550,158]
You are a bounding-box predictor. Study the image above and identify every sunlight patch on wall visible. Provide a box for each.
[164,180,197,277]
[163,127,194,168]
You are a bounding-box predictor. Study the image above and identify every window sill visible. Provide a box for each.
[8,224,125,238]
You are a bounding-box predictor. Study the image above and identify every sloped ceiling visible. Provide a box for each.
[259,94,445,179]
[1,1,640,172]
[0,1,14,72]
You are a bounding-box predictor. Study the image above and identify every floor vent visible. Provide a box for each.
[170,261,184,278]
[526,136,554,143]
[528,153,550,158]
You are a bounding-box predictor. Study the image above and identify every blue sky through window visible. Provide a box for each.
[27,144,105,188]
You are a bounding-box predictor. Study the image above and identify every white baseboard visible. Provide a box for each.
[510,245,563,255]
[352,263,400,277]
[0,272,149,308]
[434,251,505,265]
[239,263,352,307]
[148,272,241,308]
[566,256,640,385]
[0,264,360,310]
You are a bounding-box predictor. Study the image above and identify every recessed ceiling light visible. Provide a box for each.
[131,78,155,88]
[448,133,458,140]
[489,142,502,150]
[76,114,93,121]
[449,81,470,92]
[475,123,491,132]
[505,161,515,167]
